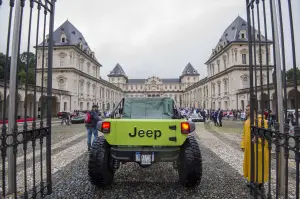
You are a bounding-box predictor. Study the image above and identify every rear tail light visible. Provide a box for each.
[102,122,111,133]
[181,122,190,134]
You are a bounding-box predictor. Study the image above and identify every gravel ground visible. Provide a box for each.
[45,140,251,199]
[41,123,252,199]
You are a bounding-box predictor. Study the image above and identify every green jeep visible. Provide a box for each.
[88,97,202,187]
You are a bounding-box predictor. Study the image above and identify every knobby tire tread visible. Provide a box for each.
[88,136,114,188]
[179,136,203,187]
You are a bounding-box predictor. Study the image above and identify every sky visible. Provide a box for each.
[0,0,299,80]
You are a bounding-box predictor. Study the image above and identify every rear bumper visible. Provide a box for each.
[192,119,204,122]
[110,146,180,162]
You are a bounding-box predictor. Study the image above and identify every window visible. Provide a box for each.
[64,102,67,111]
[45,58,48,67]
[87,65,90,74]
[223,59,226,69]
[242,54,247,64]
[60,57,65,67]
[218,84,221,94]
[218,63,220,72]
[224,81,228,92]
[92,85,96,94]
[87,83,90,95]
[241,33,245,39]
[58,79,65,90]
[235,51,237,61]
[79,82,84,93]
[62,37,65,43]
[242,76,249,88]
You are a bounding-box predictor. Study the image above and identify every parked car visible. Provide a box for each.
[71,113,86,124]
[188,113,204,122]
[58,111,76,119]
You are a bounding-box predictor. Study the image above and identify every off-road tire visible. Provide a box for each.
[88,136,114,188]
[178,136,202,187]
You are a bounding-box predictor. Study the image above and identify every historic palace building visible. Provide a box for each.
[183,16,274,110]
[108,16,276,111]
[5,16,296,119]
[35,20,123,114]
[107,62,200,107]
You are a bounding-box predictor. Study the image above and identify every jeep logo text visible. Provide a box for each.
[129,127,162,139]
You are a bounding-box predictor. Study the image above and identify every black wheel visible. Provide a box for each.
[88,136,114,188]
[178,136,202,187]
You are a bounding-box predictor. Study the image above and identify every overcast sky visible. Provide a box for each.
[0,0,299,80]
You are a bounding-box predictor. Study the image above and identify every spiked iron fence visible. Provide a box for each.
[0,0,56,198]
[246,0,299,198]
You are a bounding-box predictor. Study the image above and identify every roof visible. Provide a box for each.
[127,78,180,84]
[180,62,200,77]
[39,20,99,63]
[206,16,272,63]
[108,63,127,77]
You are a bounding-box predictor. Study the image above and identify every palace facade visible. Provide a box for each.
[108,16,274,110]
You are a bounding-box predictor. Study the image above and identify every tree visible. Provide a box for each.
[0,52,35,84]
[286,67,300,81]
[272,69,284,83]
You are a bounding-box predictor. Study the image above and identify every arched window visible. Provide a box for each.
[60,33,67,43]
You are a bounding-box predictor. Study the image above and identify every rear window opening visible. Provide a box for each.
[122,98,175,119]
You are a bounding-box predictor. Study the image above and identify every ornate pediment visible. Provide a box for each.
[145,76,162,85]
[240,74,248,79]
[240,49,248,54]
[56,75,67,81]
[58,52,67,58]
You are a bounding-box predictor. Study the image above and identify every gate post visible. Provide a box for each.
[7,0,22,194]
[46,0,56,194]
[271,0,285,195]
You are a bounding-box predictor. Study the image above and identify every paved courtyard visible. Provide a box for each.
[2,120,298,198]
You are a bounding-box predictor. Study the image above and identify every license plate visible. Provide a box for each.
[141,154,152,165]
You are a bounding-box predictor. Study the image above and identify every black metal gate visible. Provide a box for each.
[0,0,56,198]
[246,0,299,198]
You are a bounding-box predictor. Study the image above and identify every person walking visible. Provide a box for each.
[240,105,269,190]
[218,109,223,127]
[85,104,101,151]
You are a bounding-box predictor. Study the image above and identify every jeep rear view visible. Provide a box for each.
[88,97,203,187]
